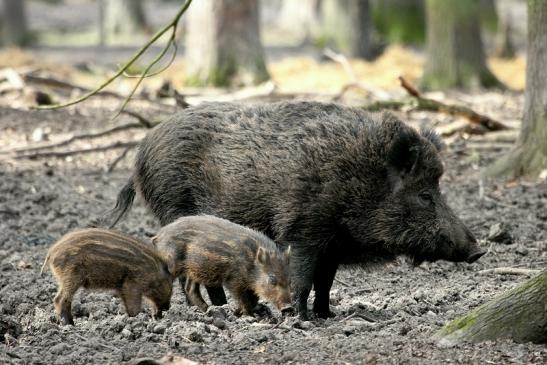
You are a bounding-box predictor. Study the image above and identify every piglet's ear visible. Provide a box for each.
[284,246,291,263]
[256,247,270,265]
[388,129,420,178]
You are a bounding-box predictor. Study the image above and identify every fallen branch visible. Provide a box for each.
[478,267,540,276]
[14,141,139,159]
[107,145,134,173]
[323,48,391,101]
[398,76,510,131]
[33,0,193,115]
[9,122,144,154]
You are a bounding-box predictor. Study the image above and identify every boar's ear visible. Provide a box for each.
[151,236,158,246]
[284,246,291,263]
[420,127,444,152]
[256,247,270,265]
[388,129,420,178]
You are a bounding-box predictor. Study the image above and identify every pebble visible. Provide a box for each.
[121,328,133,339]
[488,223,513,245]
[152,324,166,334]
[212,318,226,330]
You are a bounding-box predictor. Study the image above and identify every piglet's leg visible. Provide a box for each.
[121,281,143,317]
[54,286,76,326]
[227,284,254,316]
[184,279,208,312]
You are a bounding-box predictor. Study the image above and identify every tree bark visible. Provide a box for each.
[421,0,502,90]
[487,0,547,178]
[185,0,269,87]
[321,0,376,60]
[2,0,29,46]
[434,269,547,346]
[278,0,322,45]
[371,0,425,46]
[105,0,148,39]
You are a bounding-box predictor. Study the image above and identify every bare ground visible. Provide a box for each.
[0,93,546,364]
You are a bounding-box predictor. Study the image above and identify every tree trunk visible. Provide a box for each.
[277,0,322,45]
[486,0,547,178]
[421,0,502,90]
[321,0,376,60]
[434,269,546,346]
[105,0,148,39]
[494,0,516,58]
[185,0,269,87]
[2,0,29,46]
[371,0,425,46]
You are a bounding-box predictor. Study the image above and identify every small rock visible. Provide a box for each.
[488,223,513,245]
[425,310,436,318]
[294,320,313,330]
[187,331,203,343]
[205,306,227,320]
[152,324,166,334]
[515,247,529,256]
[121,328,133,339]
[212,318,226,330]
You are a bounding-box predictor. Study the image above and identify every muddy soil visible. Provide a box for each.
[0,95,545,364]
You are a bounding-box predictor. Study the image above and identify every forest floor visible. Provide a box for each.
[0,47,546,364]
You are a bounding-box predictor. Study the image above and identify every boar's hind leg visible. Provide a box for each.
[120,282,143,317]
[312,250,339,319]
[184,279,209,312]
[54,282,78,325]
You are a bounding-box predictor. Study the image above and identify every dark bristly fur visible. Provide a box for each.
[109,101,485,320]
[42,228,173,325]
[152,215,292,316]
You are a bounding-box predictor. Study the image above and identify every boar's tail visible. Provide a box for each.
[40,254,50,276]
[108,178,136,228]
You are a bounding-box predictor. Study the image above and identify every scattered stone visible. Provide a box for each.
[205,306,227,320]
[121,328,134,339]
[212,318,226,330]
[294,320,313,330]
[153,324,166,334]
[187,331,203,343]
[515,247,529,256]
[488,223,513,245]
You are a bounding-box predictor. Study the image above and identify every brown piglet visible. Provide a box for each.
[152,215,292,316]
[41,228,173,325]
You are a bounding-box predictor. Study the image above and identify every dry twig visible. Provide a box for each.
[398,76,510,131]
[14,141,139,160]
[477,267,540,276]
[32,0,193,115]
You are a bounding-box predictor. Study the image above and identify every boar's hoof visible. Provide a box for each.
[466,250,486,264]
[314,309,336,319]
[281,306,295,316]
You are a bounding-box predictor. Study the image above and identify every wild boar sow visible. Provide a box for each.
[110,101,485,320]
[152,215,292,315]
[41,228,173,325]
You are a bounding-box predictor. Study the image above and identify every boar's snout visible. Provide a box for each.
[440,214,485,264]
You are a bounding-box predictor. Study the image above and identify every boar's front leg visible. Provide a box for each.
[184,278,209,312]
[312,245,339,318]
[290,245,320,321]
[54,284,77,326]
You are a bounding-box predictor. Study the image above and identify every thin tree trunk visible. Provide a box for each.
[278,0,322,45]
[487,0,547,178]
[185,0,269,86]
[105,0,148,39]
[434,269,547,346]
[421,0,502,90]
[321,0,376,60]
[2,0,28,46]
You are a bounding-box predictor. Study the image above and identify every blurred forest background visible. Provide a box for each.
[0,0,544,179]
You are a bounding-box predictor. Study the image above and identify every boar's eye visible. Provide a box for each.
[419,192,434,205]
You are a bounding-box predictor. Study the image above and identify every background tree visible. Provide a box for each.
[185,0,269,87]
[321,0,376,60]
[434,269,546,345]
[277,0,322,46]
[371,0,425,46]
[421,0,501,90]
[105,0,149,40]
[1,0,29,46]
[487,0,547,178]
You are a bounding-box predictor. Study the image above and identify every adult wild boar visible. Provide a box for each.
[109,101,485,320]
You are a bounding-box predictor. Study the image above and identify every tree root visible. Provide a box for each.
[477,267,540,276]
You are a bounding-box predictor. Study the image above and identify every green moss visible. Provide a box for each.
[439,312,478,335]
